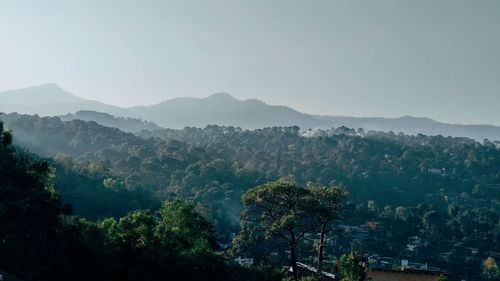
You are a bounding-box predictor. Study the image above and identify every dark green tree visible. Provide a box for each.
[234,180,315,281]
[0,122,63,280]
[307,184,347,273]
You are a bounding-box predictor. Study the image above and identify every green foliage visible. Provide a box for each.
[84,201,225,281]
[307,184,347,271]
[0,121,63,280]
[156,200,217,257]
[308,184,347,224]
[236,180,316,280]
[54,159,159,219]
[2,114,500,280]
[239,180,313,240]
[0,124,279,281]
[338,252,367,281]
[103,177,125,190]
[235,181,349,280]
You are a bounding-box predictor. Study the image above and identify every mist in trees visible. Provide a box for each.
[0,122,284,281]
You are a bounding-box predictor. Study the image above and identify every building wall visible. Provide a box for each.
[368,271,441,281]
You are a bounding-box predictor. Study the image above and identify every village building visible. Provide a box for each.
[368,268,447,281]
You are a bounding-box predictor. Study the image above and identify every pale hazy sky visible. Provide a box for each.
[1,0,499,125]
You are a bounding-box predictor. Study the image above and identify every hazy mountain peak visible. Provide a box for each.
[37,83,65,91]
[0,83,80,105]
[206,94,270,108]
[206,92,238,101]
[19,83,69,95]
[242,98,267,106]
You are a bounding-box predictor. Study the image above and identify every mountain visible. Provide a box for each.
[314,115,500,142]
[1,84,500,141]
[0,83,82,105]
[127,92,320,129]
[0,83,125,117]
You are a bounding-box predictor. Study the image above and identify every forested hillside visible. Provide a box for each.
[60,110,162,133]
[1,112,499,280]
[0,121,283,281]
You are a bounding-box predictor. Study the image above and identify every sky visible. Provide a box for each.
[0,0,499,125]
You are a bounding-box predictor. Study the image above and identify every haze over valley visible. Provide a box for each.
[1,83,500,141]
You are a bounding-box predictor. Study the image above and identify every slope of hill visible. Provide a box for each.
[0,83,81,105]
[60,110,162,132]
[1,112,499,280]
[1,84,500,140]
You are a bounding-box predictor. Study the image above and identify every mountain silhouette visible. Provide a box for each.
[1,84,500,141]
[0,83,125,116]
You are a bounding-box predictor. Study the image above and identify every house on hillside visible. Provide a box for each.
[233,256,254,266]
[368,268,447,281]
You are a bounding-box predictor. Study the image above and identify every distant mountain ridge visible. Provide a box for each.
[314,115,500,142]
[1,83,500,141]
[127,92,320,129]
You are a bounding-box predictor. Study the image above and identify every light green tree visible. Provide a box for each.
[338,252,367,281]
[483,257,500,281]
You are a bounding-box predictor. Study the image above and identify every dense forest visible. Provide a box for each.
[60,110,162,133]
[1,112,499,281]
[0,121,285,281]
